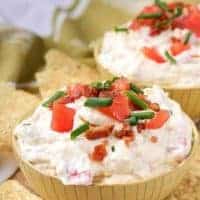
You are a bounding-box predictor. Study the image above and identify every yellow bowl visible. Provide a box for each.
[94,41,200,119]
[13,122,199,200]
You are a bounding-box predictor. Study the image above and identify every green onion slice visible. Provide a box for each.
[130,83,144,94]
[131,111,155,120]
[184,31,192,45]
[165,51,177,64]
[155,0,169,11]
[42,91,65,107]
[71,123,89,140]
[128,116,138,126]
[115,27,128,33]
[137,12,162,19]
[126,91,148,110]
[84,97,112,107]
[91,81,105,90]
[172,7,183,18]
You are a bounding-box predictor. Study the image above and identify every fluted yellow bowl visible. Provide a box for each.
[13,121,199,200]
[94,41,200,119]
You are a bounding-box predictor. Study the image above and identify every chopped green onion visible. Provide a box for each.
[165,51,177,64]
[114,27,128,33]
[131,111,155,120]
[137,12,162,19]
[84,97,112,107]
[112,76,120,82]
[71,123,89,140]
[155,0,169,11]
[172,7,183,18]
[91,81,105,90]
[184,31,192,45]
[128,116,138,126]
[130,83,144,94]
[91,78,118,90]
[103,80,112,89]
[42,91,65,107]
[126,91,148,110]
[111,145,115,152]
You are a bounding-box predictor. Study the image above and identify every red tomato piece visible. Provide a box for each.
[170,40,190,56]
[146,110,170,129]
[129,5,162,31]
[99,93,131,121]
[142,47,165,63]
[91,144,107,162]
[111,78,130,91]
[51,103,75,132]
[173,6,200,37]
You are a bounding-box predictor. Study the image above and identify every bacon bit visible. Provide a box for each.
[115,124,134,139]
[99,90,119,98]
[123,135,135,146]
[149,103,160,112]
[91,144,107,162]
[68,84,98,100]
[137,123,146,133]
[85,125,114,140]
[150,136,158,143]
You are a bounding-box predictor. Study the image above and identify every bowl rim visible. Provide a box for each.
[12,120,199,187]
[94,40,200,90]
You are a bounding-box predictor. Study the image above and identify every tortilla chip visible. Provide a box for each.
[0,83,40,147]
[36,49,103,98]
[0,180,41,200]
[166,146,200,200]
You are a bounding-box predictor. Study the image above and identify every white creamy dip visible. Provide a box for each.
[97,26,200,87]
[15,86,192,185]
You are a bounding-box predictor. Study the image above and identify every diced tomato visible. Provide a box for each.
[173,6,200,37]
[111,78,130,91]
[51,103,75,132]
[146,110,170,129]
[170,40,190,56]
[142,47,165,63]
[68,84,97,100]
[91,144,107,162]
[99,93,131,121]
[129,5,162,31]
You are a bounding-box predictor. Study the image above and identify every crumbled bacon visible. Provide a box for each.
[68,84,98,100]
[91,144,107,162]
[150,136,158,143]
[149,103,160,112]
[85,125,114,140]
[123,136,135,146]
[137,123,146,133]
[115,124,134,139]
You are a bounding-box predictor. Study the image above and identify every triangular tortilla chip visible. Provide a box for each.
[36,49,103,98]
[0,83,40,147]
